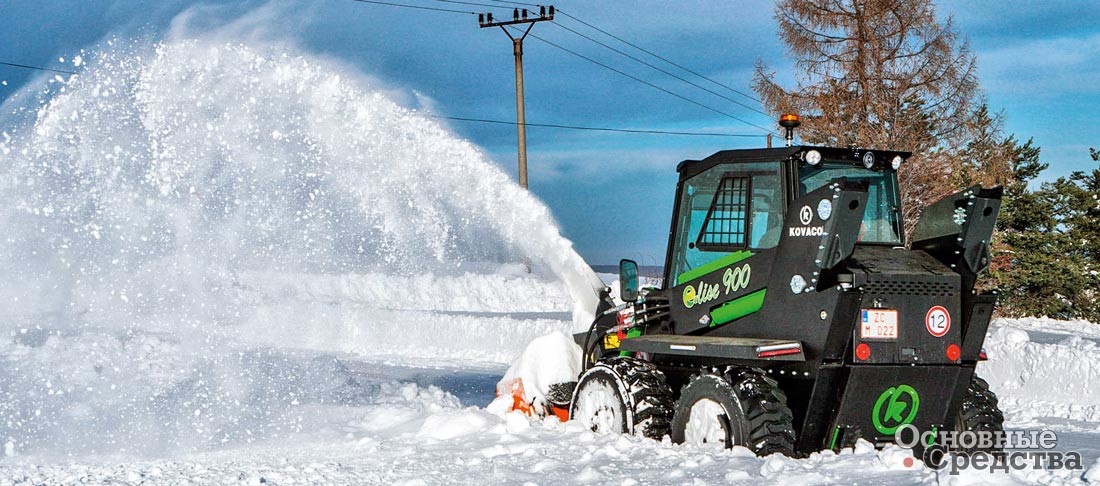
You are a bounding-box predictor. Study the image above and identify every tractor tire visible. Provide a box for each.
[670,367,795,457]
[569,356,674,440]
[953,374,1005,452]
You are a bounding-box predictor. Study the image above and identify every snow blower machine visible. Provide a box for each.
[561,115,1006,457]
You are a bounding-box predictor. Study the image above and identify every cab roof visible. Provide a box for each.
[676,145,912,181]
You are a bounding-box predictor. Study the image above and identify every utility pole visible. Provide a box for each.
[479,6,554,189]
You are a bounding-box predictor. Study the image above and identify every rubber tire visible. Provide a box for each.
[670,367,795,457]
[953,374,1005,452]
[569,357,674,440]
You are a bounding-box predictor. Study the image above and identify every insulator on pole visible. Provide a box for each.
[513,8,519,20]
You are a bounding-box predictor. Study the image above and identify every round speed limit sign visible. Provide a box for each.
[925,306,951,337]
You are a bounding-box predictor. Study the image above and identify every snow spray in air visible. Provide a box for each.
[0,39,602,456]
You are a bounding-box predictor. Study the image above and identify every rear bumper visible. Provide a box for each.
[828,364,974,447]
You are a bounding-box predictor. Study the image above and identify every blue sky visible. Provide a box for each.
[2,0,1097,265]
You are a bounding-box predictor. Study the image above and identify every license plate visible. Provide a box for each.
[861,309,898,339]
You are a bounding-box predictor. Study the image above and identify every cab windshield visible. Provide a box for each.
[799,162,902,245]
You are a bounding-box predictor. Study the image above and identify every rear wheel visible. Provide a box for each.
[671,367,795,456]
[953,375,1004,452]
[569,357,674,440]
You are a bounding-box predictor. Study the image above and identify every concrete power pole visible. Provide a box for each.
[479,6,554,189]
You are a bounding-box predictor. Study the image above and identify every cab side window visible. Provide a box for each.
[697,175,750,249]
[668,164,784,285]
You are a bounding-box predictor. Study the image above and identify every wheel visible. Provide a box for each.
[953,374,1004,452]
[569,356,674,440]
[671,367,795,456]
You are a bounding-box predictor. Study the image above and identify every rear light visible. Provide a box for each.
[978,349,988,360]
[855,343,871,361]
[946,344,961,361]
[756,342,802,358]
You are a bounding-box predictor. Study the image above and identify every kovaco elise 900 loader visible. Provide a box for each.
[559,116,1006,457]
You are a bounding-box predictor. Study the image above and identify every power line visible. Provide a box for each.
[549,20,772,119]
[431,0,515,10]
[0,61,76,76]
[350,0,475,15]
[349,1,776,134]
[513,27,776,134]
[430,114,763,137]
[488,0,542,6]
[555,9,765,106]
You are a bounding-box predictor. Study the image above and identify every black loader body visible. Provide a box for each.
[574,145,1003,455]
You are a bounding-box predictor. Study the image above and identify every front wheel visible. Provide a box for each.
[671,367,795,456]
[569,357,674,440]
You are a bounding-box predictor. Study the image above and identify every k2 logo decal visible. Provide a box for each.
[872,384,920,435]
[799,205,813,225]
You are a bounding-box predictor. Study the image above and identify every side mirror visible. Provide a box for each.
[619,259,639,302]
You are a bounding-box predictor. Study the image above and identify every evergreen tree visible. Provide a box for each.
[991,148,1099,320]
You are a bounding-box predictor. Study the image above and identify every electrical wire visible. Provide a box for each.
[488,0,542,6]
[549,20,772,119]
[431,0,517,10]
[348,0,776,134]
[0,61,76,76]
[555,9,765,106]
[426,0,770,118]
[429,114,763,137]
[350,0,476,15]
[514,27,777,134]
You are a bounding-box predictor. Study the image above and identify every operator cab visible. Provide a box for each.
[665,145,909,287]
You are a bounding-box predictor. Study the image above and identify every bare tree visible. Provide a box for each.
[755,0,984,234]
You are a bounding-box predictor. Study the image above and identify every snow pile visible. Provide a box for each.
[979,319,1100,425]
[490,332,583,413]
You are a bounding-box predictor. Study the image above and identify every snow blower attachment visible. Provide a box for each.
[538,117,1006,457]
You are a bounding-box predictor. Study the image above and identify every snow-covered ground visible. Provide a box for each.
[1,271,1098,485]
[1,39,1098,485]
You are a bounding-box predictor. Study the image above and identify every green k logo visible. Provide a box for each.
[872,384,920,435]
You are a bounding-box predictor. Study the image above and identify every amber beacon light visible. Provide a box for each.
[779,114,801,147]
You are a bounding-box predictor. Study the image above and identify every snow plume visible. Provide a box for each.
[0,38,600,456]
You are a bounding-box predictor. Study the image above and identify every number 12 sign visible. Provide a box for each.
[926,306,951,337]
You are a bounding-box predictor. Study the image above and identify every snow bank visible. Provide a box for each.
[980,319,1100,425]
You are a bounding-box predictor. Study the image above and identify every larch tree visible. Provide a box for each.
[754,0,995,234]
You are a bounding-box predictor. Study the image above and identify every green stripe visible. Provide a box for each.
[709,289,767,326]
[676,250,753,286]
[829,426,841,450]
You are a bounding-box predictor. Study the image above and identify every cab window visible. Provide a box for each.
[669,163,783,285]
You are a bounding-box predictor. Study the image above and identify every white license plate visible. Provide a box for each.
[861,309,898,339]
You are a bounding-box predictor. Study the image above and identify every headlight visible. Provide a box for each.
[891,155,903,170]
[790,275,806,294]
[817,198,833,220]
[862,151,875,169]
[804,149,822,165]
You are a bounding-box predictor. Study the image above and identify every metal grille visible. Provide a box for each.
[863,279,956,296]
[697,175,749,250]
